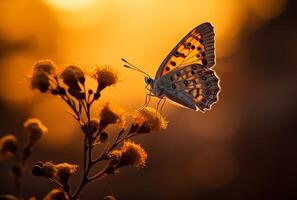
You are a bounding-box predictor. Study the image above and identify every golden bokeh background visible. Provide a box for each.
[1,0,296,199]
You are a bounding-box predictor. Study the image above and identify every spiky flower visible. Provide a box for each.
[92,66,118,93]
[0,134,18,159]
[132,107,168,133]
[30,60,57,93]
[109,140,147,168]
[23,118,47,145]
[99,103,125,130]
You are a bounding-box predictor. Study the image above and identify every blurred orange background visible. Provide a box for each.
[1,0,297,199]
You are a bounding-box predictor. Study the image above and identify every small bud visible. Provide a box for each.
[93,91,101,100]
[0,135,18,159]
[99,132,108,142]
[32,165,44,177]
[88,89,93,95]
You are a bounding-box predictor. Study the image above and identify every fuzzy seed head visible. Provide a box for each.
[133,107,168,133]
[24,118,47,144]
[55,163,78,184]
[30,60,57,93]
[109,140,147,168]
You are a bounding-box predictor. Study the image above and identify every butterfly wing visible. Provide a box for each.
[159,64,220,112]
[155,22,215,79]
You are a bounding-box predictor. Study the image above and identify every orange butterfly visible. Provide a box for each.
[123,22,220,112]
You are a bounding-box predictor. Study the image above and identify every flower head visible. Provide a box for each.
[0,134,18,159]
[99,103,125,130]
[32,161,56,178]
[60,65,85,90]
[55,163,78,184]
[30,60,57,93]
[34,60,57,74]
[24,118,47,145]
[132,107,168,133]
[109,140,147,168]
[92,66,118,92]
[43,189,66,200]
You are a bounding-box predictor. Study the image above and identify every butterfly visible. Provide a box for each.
[123,22,220,112]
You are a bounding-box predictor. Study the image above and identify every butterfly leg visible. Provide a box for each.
[137,91,155,111]
[160,97,166,114]
[156,97,166,116]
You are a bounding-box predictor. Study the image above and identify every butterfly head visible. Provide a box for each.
[144,77,154,88]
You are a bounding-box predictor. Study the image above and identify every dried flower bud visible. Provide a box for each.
[55,163,78,184]
[133,107,168,133]
[109,140,147,168]
[24,118,47,145]
[60,65,85,91]
[30,60,57,93]
[103,195,117,200]
[92,66,118,92]
[0,135,18,159]
[99,103,125,130]
[43,189,67,200]
[32,164,44,177]
[32,161,56,178]
[99,132,108,142]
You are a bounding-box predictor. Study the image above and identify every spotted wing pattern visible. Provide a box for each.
[159,64,220,111]
[155,23,215,79]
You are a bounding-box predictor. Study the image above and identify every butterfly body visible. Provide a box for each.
[126,22,220,112]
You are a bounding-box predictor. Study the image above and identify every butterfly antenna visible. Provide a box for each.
[121,58,151,78]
